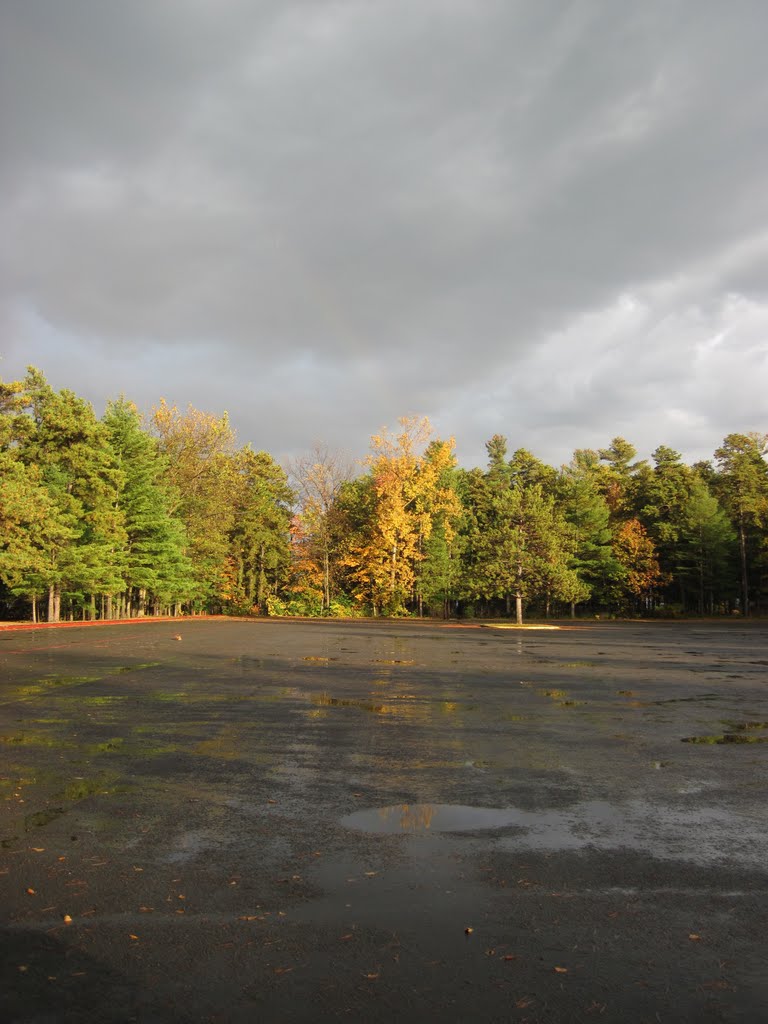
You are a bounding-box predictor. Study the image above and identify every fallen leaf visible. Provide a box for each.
[31,847,45,853]
[364,871,377,877]
[340,934,353,941]
[267,799,277,805]
[274,967,293,975]
[138,906,154,913]
[26,888,36,895]
[554,966,568,973]
[18,965,29,973]
[503,954,519,961]
[464,926,474,935]
[516,997,534,1009]
[688,933,701,941]
[63,914,72,924]
[363,972,380,980]
[129,934,139,940]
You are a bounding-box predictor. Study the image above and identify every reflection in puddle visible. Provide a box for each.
[342,803,523,833]
[341,800,768,866]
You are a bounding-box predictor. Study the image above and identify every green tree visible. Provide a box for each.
[462,462,582,624]
[635,445,695,606]
[558,457,622,614]
[227,447,294,614]
[14,368,127,621]
[103,398,194,617]
[677,477,736,615]
[714,433,768,615]
[597,437,647,517]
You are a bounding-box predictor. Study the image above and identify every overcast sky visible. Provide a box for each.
[1,0,767,470]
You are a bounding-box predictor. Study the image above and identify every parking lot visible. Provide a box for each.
[2,617,767,1022]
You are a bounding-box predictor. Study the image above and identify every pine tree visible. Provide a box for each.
[103,398,194,616]
[227,447,294,614]
[714,433,768,615]
[13,368,127,621]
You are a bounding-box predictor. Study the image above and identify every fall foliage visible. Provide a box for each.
[1,368,766,621]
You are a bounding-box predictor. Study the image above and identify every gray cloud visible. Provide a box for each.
[2,0,767,469]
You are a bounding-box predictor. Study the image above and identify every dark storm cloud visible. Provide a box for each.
[1,0,767,467]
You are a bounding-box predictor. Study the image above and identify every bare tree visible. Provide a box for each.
[287,442,353,612]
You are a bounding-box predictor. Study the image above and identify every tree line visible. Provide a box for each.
[1,368,767,622]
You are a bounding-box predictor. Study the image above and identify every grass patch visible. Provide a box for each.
[682,734,768,745]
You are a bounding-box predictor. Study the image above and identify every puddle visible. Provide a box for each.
[312,693,392,714]
[341,799,768,867]
[341,803,522,833]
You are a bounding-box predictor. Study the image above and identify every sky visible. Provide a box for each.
[1,0,767,471]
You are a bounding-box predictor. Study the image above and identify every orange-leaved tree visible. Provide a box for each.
[613,518,666,609]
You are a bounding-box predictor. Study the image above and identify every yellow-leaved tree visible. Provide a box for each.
[152,399,238,608]
[343,417,461,615]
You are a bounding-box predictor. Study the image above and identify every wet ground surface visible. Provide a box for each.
[1,617,767,1023]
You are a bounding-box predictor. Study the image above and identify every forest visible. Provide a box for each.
[1,367,767,623]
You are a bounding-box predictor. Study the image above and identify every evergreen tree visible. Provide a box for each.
[558,458,622,613]
[103,398,194,616]
[677,477,736,614]
[713,433,768,615]
[13,368,127,621]
[227,447,294,614]
[462,462,582,624]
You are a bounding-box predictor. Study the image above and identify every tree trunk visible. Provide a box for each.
[698,558,705,617]
[32,594,37,624]
[515,593,523,626]
[48,584,55,623]
[738,516,749,616]
[570,602,575,619]
[257,543,266,606]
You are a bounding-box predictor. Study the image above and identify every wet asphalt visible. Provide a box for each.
[1,617,767,1022]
